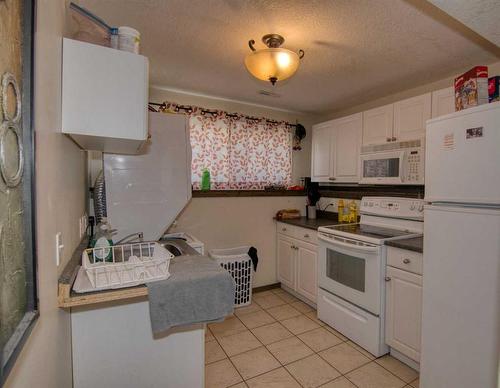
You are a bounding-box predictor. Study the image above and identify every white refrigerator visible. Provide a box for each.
[421,102,500,388]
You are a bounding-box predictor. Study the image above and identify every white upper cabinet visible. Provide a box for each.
[62,38,149,154]
[362,104,394,146]
[332,113,362,183]
[393,93,431,142]
[431,87,455,118]
[311,114,361,183]
[311,121,334,182]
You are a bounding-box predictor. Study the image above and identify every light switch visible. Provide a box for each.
[55,232,64,266]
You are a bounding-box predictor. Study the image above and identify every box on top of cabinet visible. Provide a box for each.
[454,66,488,111]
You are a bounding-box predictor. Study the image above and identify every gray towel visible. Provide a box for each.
[147,255,235,334]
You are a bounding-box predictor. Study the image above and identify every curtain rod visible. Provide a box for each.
[148,101,299,128]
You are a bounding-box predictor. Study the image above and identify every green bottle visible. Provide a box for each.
[201,168,211,191]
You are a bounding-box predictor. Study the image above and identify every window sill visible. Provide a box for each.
[192,190,306,198]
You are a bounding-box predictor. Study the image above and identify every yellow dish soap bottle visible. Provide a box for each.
[337,199,344,223]
[348,200,358,223]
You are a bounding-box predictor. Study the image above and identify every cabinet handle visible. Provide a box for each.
[386,137,392,142]
[403,258,411,264]
[328,177,336,181]
[282,228,287,231]
[385,277,391,282]
[304,234,310,238]
[392,136,397,141]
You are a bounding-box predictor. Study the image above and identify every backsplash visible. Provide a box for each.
[317,197,361,214]
[319,185,424,200]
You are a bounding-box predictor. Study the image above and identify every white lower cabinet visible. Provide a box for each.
[276,222,318,303]
[385,249,423,363]
[296,242,318,302]
[277,235,296,289]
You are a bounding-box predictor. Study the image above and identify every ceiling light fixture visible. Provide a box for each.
[245,34,304,86]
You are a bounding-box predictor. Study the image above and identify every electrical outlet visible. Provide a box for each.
[55,232,64,266]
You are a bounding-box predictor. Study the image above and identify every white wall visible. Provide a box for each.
[4,1,87,387]
[168,196,307,287]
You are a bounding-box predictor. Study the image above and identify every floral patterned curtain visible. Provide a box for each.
[164,103,292,190]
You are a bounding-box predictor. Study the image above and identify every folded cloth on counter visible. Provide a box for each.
[147,255,235,334]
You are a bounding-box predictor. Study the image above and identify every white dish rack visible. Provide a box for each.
[82,242,174,290]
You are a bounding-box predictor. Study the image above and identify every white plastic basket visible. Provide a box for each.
[82,242,173,290]
[209,246,253,307]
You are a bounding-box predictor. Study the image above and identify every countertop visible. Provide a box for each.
[385,236,424,253]
[58,237,200,308]
[275,213,341,230]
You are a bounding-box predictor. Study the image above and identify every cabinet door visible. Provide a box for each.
[62,38,148,154]
[431,87,455,118]
[362,104,394,146]
[332,113,362,183]
[296,241,318,303]
[277,235,296,289]
[385,266,423,362]
[311,121,334,182]
[393,93,431,142]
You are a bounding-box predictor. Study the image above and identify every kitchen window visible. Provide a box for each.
[162,103,293,190]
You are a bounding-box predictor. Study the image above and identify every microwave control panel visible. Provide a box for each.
[405,149,424,184]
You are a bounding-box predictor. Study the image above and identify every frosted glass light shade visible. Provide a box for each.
[245,48,300,84]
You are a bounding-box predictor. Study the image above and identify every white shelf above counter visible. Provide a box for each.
[62,38,149,154]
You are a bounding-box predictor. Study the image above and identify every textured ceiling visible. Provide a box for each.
[427,0,500,47]
[78,0,500,114]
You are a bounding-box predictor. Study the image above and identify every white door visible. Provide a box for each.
[277,235,296,289]
[362,104,394,146]
[332,113,362,183]
[311,121,334,182]
[385,266,422,362]
[393,93,431,142]
[425,102,500,205]
[421,205,500,388]
[431,87,455,118]
[318,234,382,315]
[296,241,318,303]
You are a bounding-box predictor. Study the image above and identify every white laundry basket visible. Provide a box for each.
[209,246,253,307]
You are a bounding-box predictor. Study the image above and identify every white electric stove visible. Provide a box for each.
[317,197,424,357]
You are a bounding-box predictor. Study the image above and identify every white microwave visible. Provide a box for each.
[359,139,424,185]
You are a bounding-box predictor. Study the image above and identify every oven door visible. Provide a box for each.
[318,232,382,315]
[359,151,405,185]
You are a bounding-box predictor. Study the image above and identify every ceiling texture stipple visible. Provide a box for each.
[79,0,500,114]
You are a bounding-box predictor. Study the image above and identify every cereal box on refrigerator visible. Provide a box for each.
[488,76,500,103]
[454,66,488,111]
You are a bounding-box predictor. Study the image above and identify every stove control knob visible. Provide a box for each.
[410,203,415,210]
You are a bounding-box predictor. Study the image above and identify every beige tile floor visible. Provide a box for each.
[205,288,419,388]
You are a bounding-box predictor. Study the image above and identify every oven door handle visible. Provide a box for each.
[319,233,380,253]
